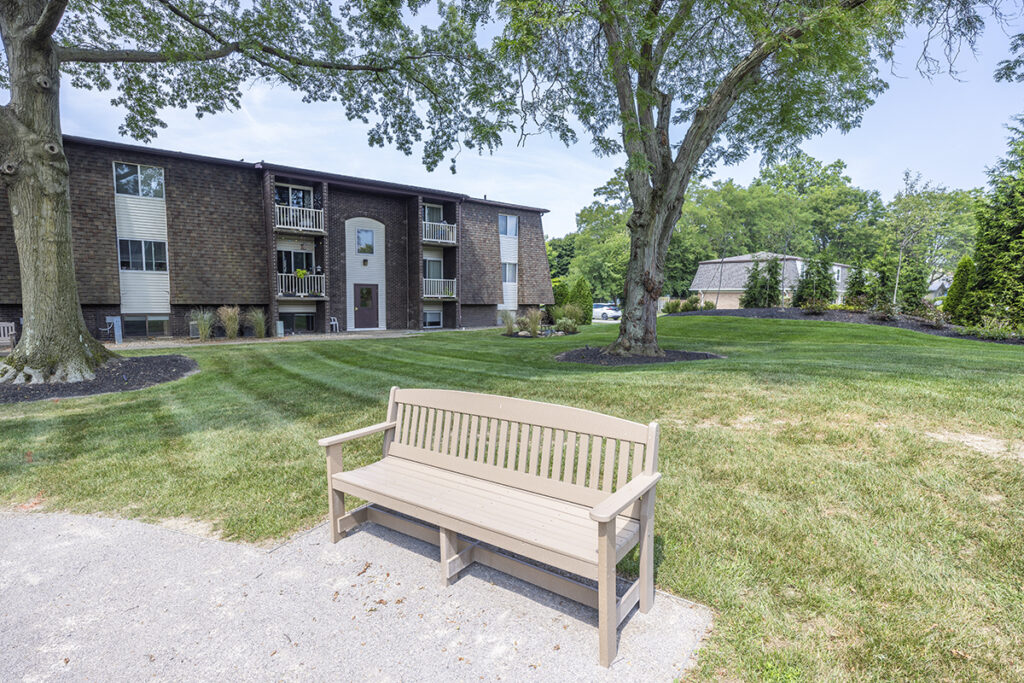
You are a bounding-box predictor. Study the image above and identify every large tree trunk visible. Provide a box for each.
[0,13,114,383]
[606,207,677,356]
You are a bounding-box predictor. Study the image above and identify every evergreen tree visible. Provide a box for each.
[763,258,784,307]
[792,255,838,306]
[972,121,1024,325]
[846,264,869,301]
[739,262,764,308]
[898,259,929,311]
[944,255,976,324]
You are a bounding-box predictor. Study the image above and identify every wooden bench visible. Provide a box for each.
[319,387,661,666]
[0,322,15,348]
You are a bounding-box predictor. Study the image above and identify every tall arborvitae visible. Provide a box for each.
[944,255,976,324]
[972,122,1024,324]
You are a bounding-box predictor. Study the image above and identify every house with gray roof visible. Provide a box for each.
[688,252,852,309]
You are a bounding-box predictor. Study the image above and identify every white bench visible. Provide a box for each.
[319,387,661,666]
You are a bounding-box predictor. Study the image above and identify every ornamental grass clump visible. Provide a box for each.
[554,317,578,334]
[217,305,241,339]
[501,310,516,335]
[190,308,215,342]
[245,307,267,338]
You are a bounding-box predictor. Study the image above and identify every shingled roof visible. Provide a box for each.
[689,253,850,292]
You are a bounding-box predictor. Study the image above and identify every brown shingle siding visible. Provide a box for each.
[458,201,503,305]
[516,210,554,305]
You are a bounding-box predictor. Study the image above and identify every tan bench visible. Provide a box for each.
[319,387,661,666]
[0,322,15,348]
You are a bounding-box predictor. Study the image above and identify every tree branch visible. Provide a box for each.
[670,0,871,205]
[57,43,241,64]
[599,0,652,211]
[28,0,67,43]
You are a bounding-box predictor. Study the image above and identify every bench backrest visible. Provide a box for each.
[385,387,658,516]
[0,322,14,346]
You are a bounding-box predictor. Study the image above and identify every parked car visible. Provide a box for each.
[593,303,621,320]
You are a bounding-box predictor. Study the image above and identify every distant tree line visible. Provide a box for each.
[547,153,979,305]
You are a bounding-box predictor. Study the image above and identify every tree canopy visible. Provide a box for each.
[557,153,978,305]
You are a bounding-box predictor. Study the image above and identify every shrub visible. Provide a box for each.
[567,277,594,324]
[551,277,570,307]
[944,255,975,325]
[545,305,564,324]
[800,298,828,315]
[554,317,578,334]
[843,294,869,312]
[678,294,701,312]
[702,300,716,310]
[500,310,516,335]
[217,305,241,339]
[961,315,1016,340]
[190,308,215,342]
[869,300,897,321]
[515,315,530,333]
[245,307,267,338]
[662,299,683,314]
[916,301,947,329]
[561,303,584,324]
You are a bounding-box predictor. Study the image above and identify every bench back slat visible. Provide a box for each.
[386,388,656,513]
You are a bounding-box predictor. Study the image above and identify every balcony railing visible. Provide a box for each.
[275,204,324,232]
[423,278,457,298]
[278,273,326,297]
[423,221,457,244]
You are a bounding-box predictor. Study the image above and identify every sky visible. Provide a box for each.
[56,19,1023,239]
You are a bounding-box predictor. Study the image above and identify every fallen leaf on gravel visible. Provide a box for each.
[357,562,371,576]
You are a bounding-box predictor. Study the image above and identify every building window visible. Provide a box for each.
[501,263,518,283]
[113,162,164,198]
[423,204,444,223]
[499,214,519,237]
[357,229,374,254]
[833,266,842,282]
[277,249,315,274]
[423,258,443,280]
[274,183,312,208]
[119,239,167,271]
[123,315,169,337]
[280,312,315,333]
[423,309,443,328]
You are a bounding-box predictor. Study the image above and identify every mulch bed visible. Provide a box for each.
[0,354,198,404]
[669,307,1024,344]
[556,346,724,366]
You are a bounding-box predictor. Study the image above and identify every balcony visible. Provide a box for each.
[423,278,457,299]
[423,221,456,244]
[278,273,326,298]
[275,204,324,233]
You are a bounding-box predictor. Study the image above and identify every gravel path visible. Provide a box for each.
[0,510,712,681]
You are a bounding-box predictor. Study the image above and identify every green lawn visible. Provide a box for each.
[2,317,1023,681]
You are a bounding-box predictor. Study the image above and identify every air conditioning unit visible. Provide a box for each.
[189,321,199,338]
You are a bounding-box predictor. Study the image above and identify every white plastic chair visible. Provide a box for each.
[329,316,340,333]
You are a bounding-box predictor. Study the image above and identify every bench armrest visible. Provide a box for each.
[318,421,397,448]
[589,473,661,523]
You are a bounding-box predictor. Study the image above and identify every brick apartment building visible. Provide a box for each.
[0,136,554,339]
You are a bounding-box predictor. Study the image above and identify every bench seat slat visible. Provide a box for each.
[333,458,640,569]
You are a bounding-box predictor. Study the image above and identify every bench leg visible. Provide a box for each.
[639,489,656,613]
[327,444,345,543]
[439,528,458,587]
[598,519,617,667]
